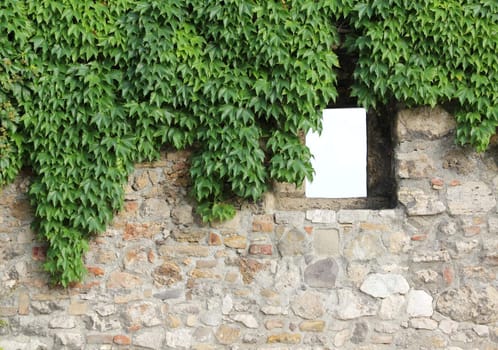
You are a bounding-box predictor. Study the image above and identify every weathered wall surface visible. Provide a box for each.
[1,107,498,350]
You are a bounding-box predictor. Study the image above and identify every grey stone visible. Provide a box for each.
[335,289,377,320]
[412,250,450,263]
[291,292,324,320]
[436,286,498,324]
[274,211,305,226]
[337,209,371,223]
[95,304,116,317]
[306,209,336,223]
[398,187,446,216]
[153,288,183,300]
[351,322,368,344]
[406,290,433,317]
[439,319,459,334]
[193,327,212,342]
[313,229,340,256]
[171,204,193,224]
[344,233,385,261]
[232,314,259,328]
[54,332,83,349]
[200,311,222,326]
[304,258,339,288]
[447,181,496,215]
[360,273,410,298]
[134,330,165,349]
[277,228,308,256]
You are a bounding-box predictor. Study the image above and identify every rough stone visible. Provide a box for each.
[344,233,385,260]
[267,333,302,344]
[360,273,410,298]
[312,229,340,256]
[171,204,193,225]
[134,330,165,349]
[436,286,498,324]
[166,329,192,349]
[304,258,339,288]
[172,229,206,243]
[125,302,161,327]
[277,228,308,256]
[153,288,183,300]
[291,292,324,320]
[406,290,433,317]
[232,314,259,329]
[397,151,435,179]
[224,235,247,249]
[159,245,210,257]
[49,316,76,329]
[222,295,233,315]
[409,318,438,330]
[274,211,305,226]
[215,325,240,345]
[152,261,182,286]
[351,322,368,344]
[299,320,325,332]
[447,181,496,215]
[396,107,456,140]
[439,319,459,334]
[54,332,83,349]
[398,187,446,216]
[335,289,377,320]
[379,295,405,320]
[306,209,336,223]
[334,329,351,347]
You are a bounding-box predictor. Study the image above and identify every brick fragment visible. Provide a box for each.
[249,244,273,255]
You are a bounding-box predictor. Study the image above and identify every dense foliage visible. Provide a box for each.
[337,0,498,151]
[1,0,497,285]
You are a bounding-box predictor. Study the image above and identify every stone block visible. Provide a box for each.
[159,245,210,257]
[306,209,336,223]
[278,228,308,256]
[313,229,340,256]
[406,290,433,317]
[291,292,324,320]
[252,214,274,232]
[134,330,165,349]
[223,235,247,249]
[398,187,446,216]
[396,107,456,141]
[447,181,496,215]
[299,320,325,332]
[171,204,193,225]
[215,325,240,345]
[274,211,305,226]
[267,333,302,344]
[397,151,435,178]
[249,244,273,255]
[107,271,142,289]
[304,258,338,288]
[344,233,385,261]
[360,273,410,298]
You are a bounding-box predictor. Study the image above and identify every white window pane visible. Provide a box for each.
[305,108,367,198]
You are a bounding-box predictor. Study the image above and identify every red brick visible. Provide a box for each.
[304,226,313,235]
[87,266,105,276]
[32,246,47,261]
[431,178,444,189]
[249,244,273,255]
[208,232,222,246]
[113,335,132,345]
[443,266,453,285]
[411,234,427,241]
[449,179,461,186]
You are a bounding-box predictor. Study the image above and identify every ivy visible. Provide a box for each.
[336,0,498,151]
[1,0,497,286]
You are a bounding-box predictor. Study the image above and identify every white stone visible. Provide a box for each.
[261,306,283,315]
[166,329,192,348]
[200,312,222,326]
[335,289,377,320]
[398,188,446,216]
[232,314,259,329]
[135,330,165,349]
[222,295,233,315]
[379,295,406,320]
[54,332,83,348]
[406,290,433,317]
[409,317,438,330]
[360,273,410,298]
[439,319,459,334]
[473,324,489,337]
[456,240,479,254]
[306,209,336,223]
[334,329,351,347]
[49,316,76,329]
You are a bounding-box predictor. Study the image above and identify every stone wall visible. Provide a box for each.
[1,107,498,350]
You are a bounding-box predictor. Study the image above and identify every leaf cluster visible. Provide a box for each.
[337,0,498,151]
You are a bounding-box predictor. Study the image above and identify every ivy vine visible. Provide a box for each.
[1,0,497,286]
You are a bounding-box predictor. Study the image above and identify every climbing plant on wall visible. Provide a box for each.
[336,0,498,151]
[0,0,339,286]
[1,0,497,286]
